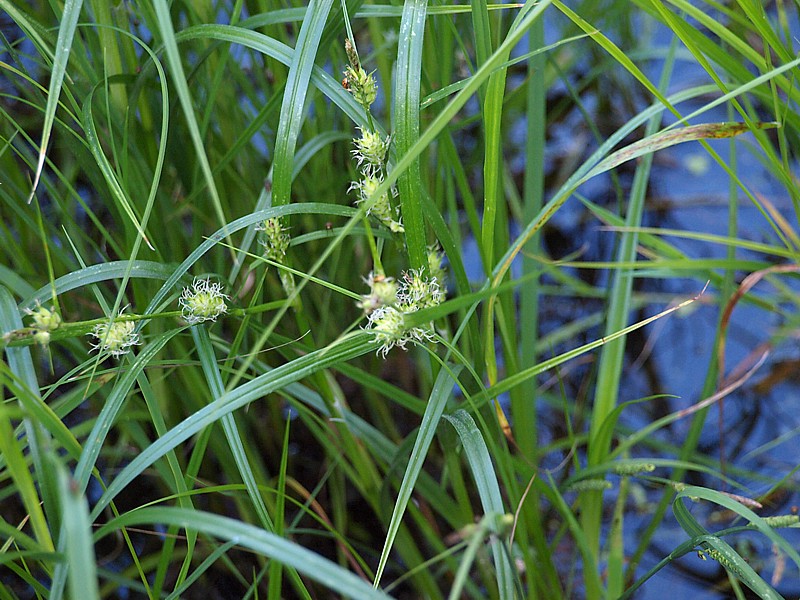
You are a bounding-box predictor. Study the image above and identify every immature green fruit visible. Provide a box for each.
[352,127,390,173]
[358,273,398,314]
[28,304,61,331]
[26,303,62,347]
[343,64,378,108]
[90,309,140,357]
[257,217,290,263]
[180,278,229,325]
[350,174,404,233]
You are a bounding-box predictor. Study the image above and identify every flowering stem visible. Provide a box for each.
[361,216,383,275]
[2,302,290,349]
[364,107,376,133]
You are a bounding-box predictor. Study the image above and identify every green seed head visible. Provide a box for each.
[90,310,140,357]
[180,278,229,325]
[351,174,404,233]
[27,304,61,332]
[358,273,398,314]
[344,64,378,107]
[427,245,447,286]
[352,127,390,173]
[257,218,290,263]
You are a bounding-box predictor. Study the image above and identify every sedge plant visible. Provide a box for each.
[1,1,800,599]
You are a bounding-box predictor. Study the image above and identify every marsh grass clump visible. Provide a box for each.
[1,2,799,599]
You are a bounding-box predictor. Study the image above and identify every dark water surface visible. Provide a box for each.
[511,5,800,598]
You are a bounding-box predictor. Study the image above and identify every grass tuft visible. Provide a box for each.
[1,1,799,598]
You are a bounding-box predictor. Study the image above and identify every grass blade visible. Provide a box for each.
[672,486,792,599]
[151,0,231,247]
[95,506,393,599]
[191,325,274,531]
[49,329,180,599]
[59,463,100,600]
[0,372,53,552]
[393,0,428,270]
[444,409,515,600]
[0,286,56,551]
[271,0,334,208]
[373,364,461,587]
[27,0,83,202]
[90,332,377,520]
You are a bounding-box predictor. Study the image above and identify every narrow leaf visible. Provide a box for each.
[587,121,778,180]
[96,507,393,599]
[444,410,515,599]
[28,0,83,202]
[271,0,334,208]
[373,365,461,587]
[59,464,100,600]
